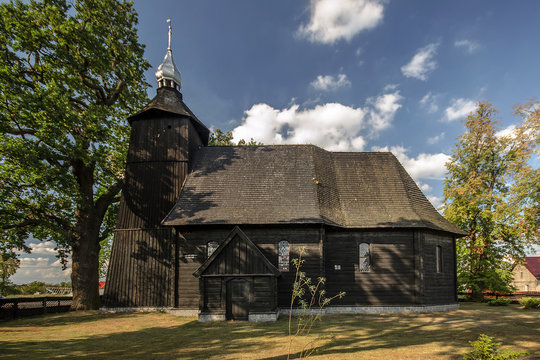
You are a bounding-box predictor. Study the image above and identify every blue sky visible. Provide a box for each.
[12,0,540,284]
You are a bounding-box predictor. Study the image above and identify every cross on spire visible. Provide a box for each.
[167,19,172,51]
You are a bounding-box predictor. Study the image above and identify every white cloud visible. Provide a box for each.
[11,256,72,284]
[401,43,439,81]
[496,124,517,138]
[297,0,385,44]
[366,91,403,133]
[232,90,402,152]
[454,39,479,53]
[417,181,432,192]
[29,242,57,255]
[419,91,439,113]
[427,132,445,145]
[445,98,476,121]
[372,145,449,180]
[427,195,443,209]
[19,257,50,268]
[310,74,351,91]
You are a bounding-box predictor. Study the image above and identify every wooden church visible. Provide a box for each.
[102,26,465,321]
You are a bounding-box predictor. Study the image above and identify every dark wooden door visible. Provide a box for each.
[227,278,249,320]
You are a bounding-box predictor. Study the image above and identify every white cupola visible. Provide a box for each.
[155,19,182,91]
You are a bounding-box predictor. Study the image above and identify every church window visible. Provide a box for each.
[278,240,290,272]
[207,241,219,257]
[359,243,370,272]
[436,245,443,273]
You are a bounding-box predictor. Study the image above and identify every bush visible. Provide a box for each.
[487,298,512,306]
[463,334,528,360]
[518,297,540,309]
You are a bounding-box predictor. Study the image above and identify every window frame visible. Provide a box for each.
[436,245,443,273]
[206,241,219,258]
[278,240,290,272]
[359,242,370,272]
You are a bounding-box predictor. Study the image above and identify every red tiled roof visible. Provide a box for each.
[525,257,540,277]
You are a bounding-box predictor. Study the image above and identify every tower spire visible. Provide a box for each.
[155,19,182,91]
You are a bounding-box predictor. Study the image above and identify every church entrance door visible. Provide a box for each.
[227,278,249,320]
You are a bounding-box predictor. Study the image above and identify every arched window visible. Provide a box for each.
[207,241,219,257]
[359,243,370,272]
[278,240,290,272]
[436,245,443,273]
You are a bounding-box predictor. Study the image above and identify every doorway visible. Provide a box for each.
[227,278,249,320]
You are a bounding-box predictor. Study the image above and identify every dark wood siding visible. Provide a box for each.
[104,113,206,308]
[178,226,322,309]
[201,276,276,314]
[422,231,457,304]
[325,229,415,305]
[127,116,189,163]
[103,228,175,307]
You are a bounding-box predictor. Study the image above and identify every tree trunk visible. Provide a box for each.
[71,217,101,310]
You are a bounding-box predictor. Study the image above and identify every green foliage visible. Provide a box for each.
[99,236,113,280]
[487,298,512,306]
[0,0,149,308]
[17,281,48,295]
[287,247,345,360]
[443,101,539,298]
[463,334,528,360]
[518,297,540,309]
[0,253,19,295]
[208,128,263,146]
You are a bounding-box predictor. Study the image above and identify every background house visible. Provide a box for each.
[512,256,540,292]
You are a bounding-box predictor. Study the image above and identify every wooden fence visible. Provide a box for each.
[0,296,72,320]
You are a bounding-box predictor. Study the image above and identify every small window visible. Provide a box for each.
[207,241,219,257]
[525,285,529,292]
[359,243,370,272]
[436,245,443,273]
[278,240,289,272]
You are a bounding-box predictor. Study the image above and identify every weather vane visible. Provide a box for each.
[167,19,172,51]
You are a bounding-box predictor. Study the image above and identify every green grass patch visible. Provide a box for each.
[0,303,538,359]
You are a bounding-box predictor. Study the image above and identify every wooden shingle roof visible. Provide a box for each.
[162,145,465,235]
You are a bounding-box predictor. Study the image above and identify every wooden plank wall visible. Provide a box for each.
[178,226,322,309]
[202,276,275,313]
[204,235,272,275]
[422,231,457,304]
[104,115,206,308]
[325,230,416,305]
[103,228,175,307]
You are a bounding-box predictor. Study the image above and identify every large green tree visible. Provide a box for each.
[443,101,539,298]
[0,0,149,309]
[0,253,19,295]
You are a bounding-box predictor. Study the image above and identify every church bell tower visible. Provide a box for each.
[103,20,209,308]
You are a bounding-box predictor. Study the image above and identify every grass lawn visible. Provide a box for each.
[0,303,538,359]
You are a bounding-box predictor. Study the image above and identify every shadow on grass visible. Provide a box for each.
[0,304,538,359]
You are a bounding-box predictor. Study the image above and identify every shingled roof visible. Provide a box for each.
[525,256,540,279]
[162,145,465,235]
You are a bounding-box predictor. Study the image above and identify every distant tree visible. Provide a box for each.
[0,0,149,309]
[0,253,19,295]
[443,101,539,299]
[209,128,263,146]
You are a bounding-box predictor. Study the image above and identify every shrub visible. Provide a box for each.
[487,298,512,306]
[287,247,345,360]
[463,334,528,360]
[518,297,540,309]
